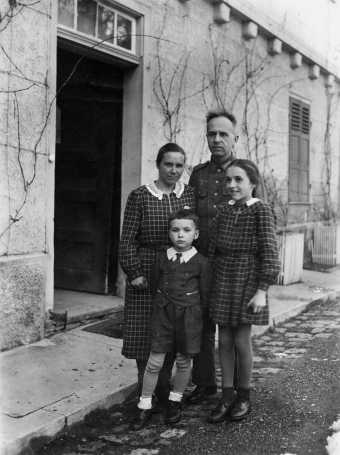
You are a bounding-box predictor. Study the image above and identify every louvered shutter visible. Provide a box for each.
[288,97,310,202]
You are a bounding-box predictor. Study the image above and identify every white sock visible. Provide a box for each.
[169,391,183,402]
[137,396,152,410]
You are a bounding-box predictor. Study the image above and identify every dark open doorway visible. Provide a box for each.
[54,47,122,294]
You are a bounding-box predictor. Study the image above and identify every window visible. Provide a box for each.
[288,97,310,203]
[58,0,136,53]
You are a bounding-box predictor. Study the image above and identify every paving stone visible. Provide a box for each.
[98,434,130,444]
[313,333,332,339]
[272,328,287,333]
[284,348,307,354]
[253,367,283,375]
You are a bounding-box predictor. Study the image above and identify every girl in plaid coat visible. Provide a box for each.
[119,143,195,404]
[208,159,280,423]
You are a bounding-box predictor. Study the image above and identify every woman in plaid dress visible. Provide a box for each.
[119,143,195,400]
[208,159,280,423]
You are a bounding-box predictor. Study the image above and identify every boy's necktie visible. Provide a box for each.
[175,252,182,263]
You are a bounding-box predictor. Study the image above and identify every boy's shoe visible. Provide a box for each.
[165,400,182,424]
[130,408,153,431]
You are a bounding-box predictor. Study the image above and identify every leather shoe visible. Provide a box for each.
[165,400,182,424]
[230,398,251,421]
[207,399,235,423]
[186,386,217,405]
[131,408,152,430]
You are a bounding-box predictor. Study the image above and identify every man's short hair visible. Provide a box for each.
[206,109,237,127]
[168,208,199,229]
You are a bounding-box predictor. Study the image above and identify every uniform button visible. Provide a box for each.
[213,204,217,208]
[214,192,218,196]
[216,180,219,183]
[217,168,222,172]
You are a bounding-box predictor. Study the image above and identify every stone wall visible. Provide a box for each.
[0,0,55,350]
[138,0,340,225]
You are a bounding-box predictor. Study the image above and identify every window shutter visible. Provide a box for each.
[288,97,310,203]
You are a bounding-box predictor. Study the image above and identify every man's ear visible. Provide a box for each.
[194,230,199,240]
[234,135,239,143]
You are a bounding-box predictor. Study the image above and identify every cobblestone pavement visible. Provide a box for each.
[35,298,340,455]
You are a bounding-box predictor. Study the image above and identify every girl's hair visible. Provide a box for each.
[227,159,260,196]
[168,208,199,229]
[156,142,186,167]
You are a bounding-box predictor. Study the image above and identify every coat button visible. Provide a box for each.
[214,192,218,196]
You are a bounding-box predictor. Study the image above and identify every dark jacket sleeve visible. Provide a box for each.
[119,189,144,282]
[199,255,212,308]
[256,203,280,290]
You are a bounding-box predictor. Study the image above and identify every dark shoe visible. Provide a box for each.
[207,398,235,423]
[165,400,182,424]
[186,386,217,405]
[230,398,251,421]
[131,408,152,430]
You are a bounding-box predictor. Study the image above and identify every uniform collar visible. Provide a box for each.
[228,197,260,207]
[167,247,197,263]
[209,157,234,172]
[146,181,185,200]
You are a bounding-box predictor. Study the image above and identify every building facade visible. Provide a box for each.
[0,0,339,350]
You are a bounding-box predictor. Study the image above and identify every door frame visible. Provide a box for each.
[46,1,149,314]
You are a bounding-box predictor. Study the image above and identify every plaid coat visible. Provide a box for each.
[209,199,280,326]
[119,184,195,360]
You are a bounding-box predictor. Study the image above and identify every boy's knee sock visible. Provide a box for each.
[138,396,153,410]
[172,354,191,394]
[169,391,183,402]
[141,352,165,398]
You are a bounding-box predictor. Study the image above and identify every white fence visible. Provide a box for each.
[277,232,304,285]
[312,224,340,266]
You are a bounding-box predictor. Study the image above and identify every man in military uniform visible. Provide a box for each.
[187,109,239,404]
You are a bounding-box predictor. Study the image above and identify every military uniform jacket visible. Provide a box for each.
[208,198,280,327]
[189,160,267,256]
[150,249,211,355]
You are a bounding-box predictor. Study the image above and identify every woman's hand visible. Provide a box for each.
[247,289,266,314]
[131,276,148,290]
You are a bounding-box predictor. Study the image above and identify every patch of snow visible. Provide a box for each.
[160,428,186,439]
[326,415,340,455]
[129,449,159,455]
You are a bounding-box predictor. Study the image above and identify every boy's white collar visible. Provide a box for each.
[167,247,197,263]
[146,181,185,200]
[228,197,260,206]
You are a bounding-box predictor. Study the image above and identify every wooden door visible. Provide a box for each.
[54,49,122,293]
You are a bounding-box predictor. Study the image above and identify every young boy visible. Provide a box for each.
[132,208,211,430]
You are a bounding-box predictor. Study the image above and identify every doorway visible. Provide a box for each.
[54,47,122,294]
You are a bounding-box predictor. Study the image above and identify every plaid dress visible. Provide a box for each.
[119,183,195,360]
[209,198,280,326]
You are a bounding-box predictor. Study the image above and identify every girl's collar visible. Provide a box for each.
[146,181,185,200]
[228,197,260,207]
